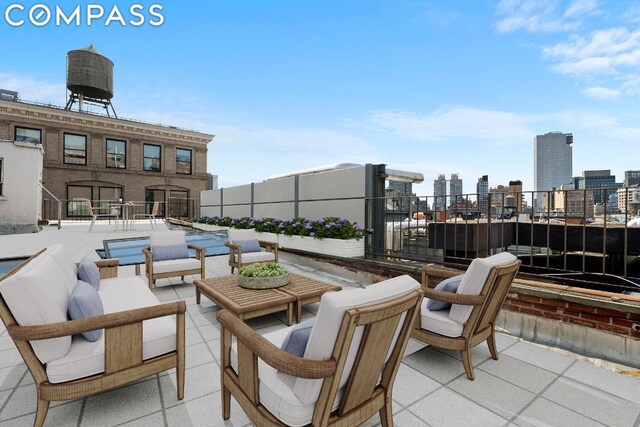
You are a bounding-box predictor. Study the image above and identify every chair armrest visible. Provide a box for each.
[8,301,186,341]
[259,240,279,253]
[224,242,240,252]
[188,244,205,260]
[217,310,336,379]
[423,288,485,306]
[95,258,119,279]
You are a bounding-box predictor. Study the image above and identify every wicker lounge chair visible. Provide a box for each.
[218,275,423,426]
[412,252,521,380]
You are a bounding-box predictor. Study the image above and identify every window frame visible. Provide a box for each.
[14,126,42,145]
[143,143,162,172]
[0,157,4,196]
[105,138,127,169]
[175,148,192,175]
[63,132,88,166]
[66,185,93,217]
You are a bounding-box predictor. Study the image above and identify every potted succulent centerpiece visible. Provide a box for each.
[238,262,289,289]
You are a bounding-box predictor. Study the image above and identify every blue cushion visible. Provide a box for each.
[280,318,315,358]
[426,274,464,311]
[152,243,189,261]
[77,257,100,290]
[235,239,262,253]
[68,280,104,342]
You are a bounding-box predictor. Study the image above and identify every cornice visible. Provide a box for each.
[0,101,214,145]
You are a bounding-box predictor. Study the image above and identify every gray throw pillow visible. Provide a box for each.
[234,239,262,253]
[68,280,104,342]
[280,318,315,358]
[77,257,100,290]
[152,243,189,261]
[426,274,464,311]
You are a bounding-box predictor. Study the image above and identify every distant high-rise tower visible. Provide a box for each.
[477,175,489,215]
[388,180,412,196]
[625,170,640,187]
[433,174,447,210]
[573,170,617,204]
[534,132,573,208]
[449,173,463,205]
[206,173,218,191]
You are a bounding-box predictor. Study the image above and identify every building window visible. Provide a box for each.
[67,185,93,217]
[15,126,41,144]
[99,187,122,215]
[176,148,192,175]
[0,158,3,196]
[106,139,126,169]
[64,133,87,165]
[143,144,161,172]
[145,189,165,217]
[169,190,189,218]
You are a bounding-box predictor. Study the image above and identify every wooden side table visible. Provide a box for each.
[278,274,342,323]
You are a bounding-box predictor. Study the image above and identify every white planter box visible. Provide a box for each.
[255,232,279,244]
[278,235,364,258]
[193,223,229,232]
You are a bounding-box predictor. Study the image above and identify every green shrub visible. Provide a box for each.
[238,263,287,277]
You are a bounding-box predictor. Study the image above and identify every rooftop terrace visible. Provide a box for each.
[0,223,639,426]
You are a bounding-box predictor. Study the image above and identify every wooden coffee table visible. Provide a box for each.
[194,273,341,325]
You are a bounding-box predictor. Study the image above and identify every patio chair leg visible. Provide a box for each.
[379,395,393,427]
[34,396,50,427]
[89,217,96,232]
[222,383,231,420]
[461,349,475,380]
[230,267,234,274]
[487,327,499,360]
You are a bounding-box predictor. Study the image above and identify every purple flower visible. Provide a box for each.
[325,224,331,229]
[310,232,315,237]
[355,224,363,230]
[367,228,374,233]
[339,217,348,223]
[279,224,285,228]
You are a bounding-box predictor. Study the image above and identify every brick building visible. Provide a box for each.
[0,99,213,220]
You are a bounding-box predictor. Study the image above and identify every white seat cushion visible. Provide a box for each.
[230,327,342,427]
[420,299,463,338]
[150,230,186,247]
[449,252,517,325]
[241,251,276,264]
[46,275,176,383]
[294,275,420,404]
[152,258,202,274]
[0,245,73,363]
[227,229,257,244]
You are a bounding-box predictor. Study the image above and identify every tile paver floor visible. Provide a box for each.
[0,223,639,426]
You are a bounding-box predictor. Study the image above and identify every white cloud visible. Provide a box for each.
[495,0,584,33]
[0,73,66,105]
[564,0,598,18]
[365,107,533,144]
[583,86,621,99]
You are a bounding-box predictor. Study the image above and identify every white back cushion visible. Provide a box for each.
[293,275,420,404]
[150,230,186,247]
[227,228,257,244]
[47,244,79,294]
[449,252,517,325]
[0,248,73,363]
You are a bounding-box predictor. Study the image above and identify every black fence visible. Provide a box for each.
[365,187,640,292]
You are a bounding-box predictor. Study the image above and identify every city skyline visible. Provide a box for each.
[1,1,639,195]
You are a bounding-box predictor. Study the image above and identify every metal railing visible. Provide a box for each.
[39,183,61,229]
[365,187,640,291]
[41,197,200,224]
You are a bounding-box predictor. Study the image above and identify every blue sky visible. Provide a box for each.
[1,0,639,195]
